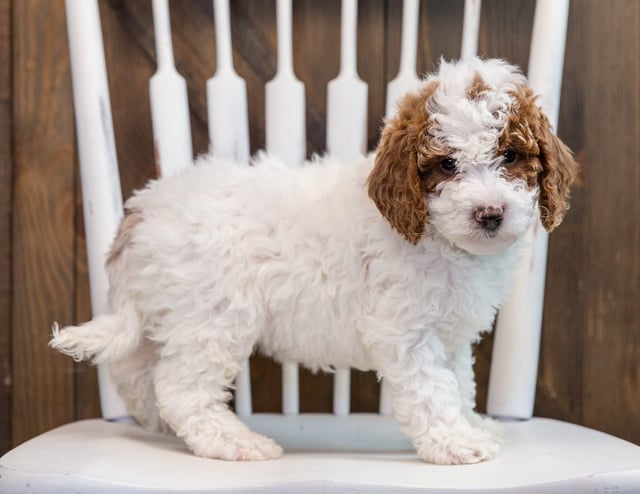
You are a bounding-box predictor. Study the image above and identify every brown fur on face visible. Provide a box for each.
[369,76,579,245]
[367,82,444,245]
[500,85,579,232]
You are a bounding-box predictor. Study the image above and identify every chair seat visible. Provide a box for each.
[2,415,639,493]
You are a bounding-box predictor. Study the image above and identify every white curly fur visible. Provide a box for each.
[51,58,561,465]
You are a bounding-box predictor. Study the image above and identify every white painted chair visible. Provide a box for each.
[2,0,640,492]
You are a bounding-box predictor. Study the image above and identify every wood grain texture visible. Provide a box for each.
[3,0,640,455]
[100,0,157,196]
[11,0,76,446]
[0,0,12,454]
[540,0,640,440]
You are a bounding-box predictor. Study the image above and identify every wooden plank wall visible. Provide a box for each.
[2,0,639,454]
[0,0,12,456]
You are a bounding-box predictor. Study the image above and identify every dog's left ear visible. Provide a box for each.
[534,113,579,232]
[368,83,438,245]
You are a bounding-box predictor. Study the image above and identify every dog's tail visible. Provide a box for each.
[50,311,139,364]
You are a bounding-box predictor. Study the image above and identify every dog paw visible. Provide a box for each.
[417,425,501,465]
[464,411,505,441]
[230,431,284,461]
[193,430,283,461]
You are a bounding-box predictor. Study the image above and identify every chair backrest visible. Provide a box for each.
[64,0,570,427]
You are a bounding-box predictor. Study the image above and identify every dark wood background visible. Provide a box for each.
[1,0,639,454]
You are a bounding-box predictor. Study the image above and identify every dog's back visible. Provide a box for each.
[52,153,388,380]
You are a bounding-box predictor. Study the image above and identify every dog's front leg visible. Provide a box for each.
[449,342,477,413]
[449,342,504,440]
[380,335,502,465]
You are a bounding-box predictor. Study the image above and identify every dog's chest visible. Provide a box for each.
[364,243,518,350]
[419,251,516,344]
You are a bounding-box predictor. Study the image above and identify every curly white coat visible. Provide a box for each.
[51,58,569,465]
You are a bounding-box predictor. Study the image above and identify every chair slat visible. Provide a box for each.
[206,0,253,416]
[332,370,351,416]
[326,0,368,416]
[488,0,570,419]
[149,0,192,177]
[282,362,300,415]
[378,381,393,416]
[384,0,421,119]
[65,0,128,420]
[265,0,306,166]
[207,0,250,164]
[234,359,252,417]
[266,0,305,415]
[327,0,368,163]
[461,0,482,61]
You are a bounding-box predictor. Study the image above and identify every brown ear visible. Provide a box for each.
[367,84,437,245]
[535,115,579,232]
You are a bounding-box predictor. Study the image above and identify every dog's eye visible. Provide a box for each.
[503,150,519,164]
[439,157,458,173]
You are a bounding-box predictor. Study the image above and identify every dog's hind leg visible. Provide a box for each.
[110,339,171,434]
[152,314,282,461]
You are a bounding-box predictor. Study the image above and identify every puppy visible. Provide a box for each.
[51,58,578,465]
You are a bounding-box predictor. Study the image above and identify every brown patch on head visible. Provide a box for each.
[106,209,143,268]
[498,86,544,189]
[499,85,579,231]
[466,72,493,100]
[368,81,456,244]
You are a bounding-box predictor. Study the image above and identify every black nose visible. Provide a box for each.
[474,206,504,231]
